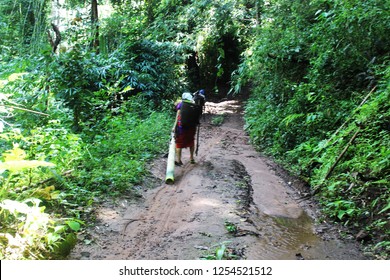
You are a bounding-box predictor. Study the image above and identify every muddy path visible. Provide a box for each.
[69,100,366,260]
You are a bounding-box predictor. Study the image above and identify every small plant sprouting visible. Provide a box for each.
[211,115,225,126]
[199,241,238,260]
[224,221,238,234]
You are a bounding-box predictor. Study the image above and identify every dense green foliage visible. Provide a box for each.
[0,0,388,259]
[0,0,177,259]
[240,0,389,257]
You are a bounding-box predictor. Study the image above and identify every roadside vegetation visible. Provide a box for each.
[0,0,388,259]
[237,0,389,259]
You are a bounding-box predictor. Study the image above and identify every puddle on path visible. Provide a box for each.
[243,209,361,260]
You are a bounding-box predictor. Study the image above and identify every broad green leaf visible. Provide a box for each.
[47,232,62,245]
[337,210,346,220]
[67,221,81,232]
[54,225,68,233]
[215,244,226,260]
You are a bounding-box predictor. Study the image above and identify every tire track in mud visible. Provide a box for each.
[69,100,366,260]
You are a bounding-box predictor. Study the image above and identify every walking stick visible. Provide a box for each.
[195,124,200,156]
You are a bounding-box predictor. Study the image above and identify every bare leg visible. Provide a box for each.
[190,146,195,163]
[176,148,183,165]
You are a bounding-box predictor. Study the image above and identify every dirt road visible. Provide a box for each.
[69,100,365,260]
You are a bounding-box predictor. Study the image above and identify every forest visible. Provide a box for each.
[0,0,388,260]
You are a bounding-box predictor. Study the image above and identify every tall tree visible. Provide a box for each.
[91,0,99,53]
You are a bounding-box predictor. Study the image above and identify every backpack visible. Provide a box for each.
[193,92,206,108]
[193,91,206,117]
[180,101,202,128]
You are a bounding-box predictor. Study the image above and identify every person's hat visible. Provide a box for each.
[182,92,193,101]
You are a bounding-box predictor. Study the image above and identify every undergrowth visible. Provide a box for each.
[76,98,172,195]
[240,0,390,259]
[1,16,177,258]
[0,91,173,259]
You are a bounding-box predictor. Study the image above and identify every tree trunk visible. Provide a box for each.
[91,0,99,53]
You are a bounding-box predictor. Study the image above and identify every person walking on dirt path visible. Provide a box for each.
[172,92,198,166]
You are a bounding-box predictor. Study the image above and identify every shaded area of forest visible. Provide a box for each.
[0,0,388,259]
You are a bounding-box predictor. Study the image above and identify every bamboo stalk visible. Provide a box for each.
[324,86,376,147]
[324,128,361,180]
[165,134,176,184]
[2,105,49,116]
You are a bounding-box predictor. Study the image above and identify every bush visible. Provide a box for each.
[77,97,173,194]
